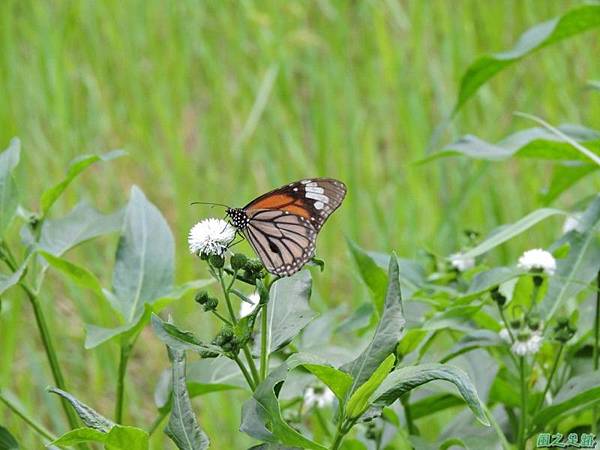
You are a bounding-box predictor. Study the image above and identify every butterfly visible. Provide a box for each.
[226,178,346,277]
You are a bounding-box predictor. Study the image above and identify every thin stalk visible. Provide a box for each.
[148,409,168,436]
[517,356,528,450]
[211,310,232,325]
[593,271,600,434]
[260,301,269,380]
[401,394,417,436]
[533,344,563,417]
[115,341,133,423]
[233,355,256,390]
[242,346,260,386]
[218,268,237,325]
[0,390,57,442]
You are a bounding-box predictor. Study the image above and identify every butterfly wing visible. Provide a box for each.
[242,178,346,276]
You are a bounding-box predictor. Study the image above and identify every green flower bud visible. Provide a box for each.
[231,253,248,271]
[556,317,569,327]
[199,349,218,358]
[490,286,506,306]
[203,297,219,312]
[209,254,225,269]
[510,319,521,330]
[527,314,541,331]
[195,290,210,305]
[532,274,544,287]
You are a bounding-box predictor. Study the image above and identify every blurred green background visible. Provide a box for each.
[1,1,598,448]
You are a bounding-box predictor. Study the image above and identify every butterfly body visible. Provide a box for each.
[226,178,346,277]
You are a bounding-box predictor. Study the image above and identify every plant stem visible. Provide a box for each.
[115,341,133,423]
[148,409,168,436]
[0,390,57,442]
[233,355,256,390]
[593,271,600,434]
[242,346,260,386]
[534,344,563,416]
[260,301,269,380]
[218,268,238,325]
[1,247,80,430]
[517,356,528,450]
[401,394,417,435]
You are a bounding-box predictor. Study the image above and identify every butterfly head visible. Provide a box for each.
[226,208,249,230]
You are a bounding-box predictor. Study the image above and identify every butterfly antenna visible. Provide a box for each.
[190,201,231,209]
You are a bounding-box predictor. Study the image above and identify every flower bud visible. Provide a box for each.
[209,254,225,269]
[532,274,544,287]
[195,290,210,305]
[510,319,521,330]
[527,314,541,331]
[203,297,219,312]
[490,287,506,306]
[199,349,218,358]
[230,253,248,271]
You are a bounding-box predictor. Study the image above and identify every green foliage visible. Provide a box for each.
[0,426,18,450]
[0,139,19,238]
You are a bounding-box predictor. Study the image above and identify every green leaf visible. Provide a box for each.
[241,362,327,450]
[0,425,19,450]
[112,186,174,323]
[335,303,374,334]
[541,164,597,205]
[346,354,395,418]
[259,270,317,354]
[40,150,125,218]
[461,208,565,259]
[410,393,466,420]
[531,370,600,431]
[52,428,107,445]
[0,138,20,237]
[151,314,223,355]
[47,387,115,432]
[287,353,353,401]
[347,240,388,315]
[164,347,210,450]
[460,267,520,302]
[420,126,600,164]
[0,260,27,296]
[341,255,405,399]
[105,425,149,450]
[440,330,504,363]
[187,357,247,396]
[452,4,600,114]
[39,202,123,257]
[39,251,105,299]
[371,363,489,426]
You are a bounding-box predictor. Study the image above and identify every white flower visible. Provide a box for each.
[562,213,582,234]
[449,253,475,272]
[188,218,236,256]
[511,331,543,356]
[517,249,556,276]
[240,292,259,318]
[303,386,335,409]
[499,328,511,343]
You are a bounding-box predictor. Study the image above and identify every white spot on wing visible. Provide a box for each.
[314,201,324,210]
[306,192,330,203]
[305,186,324,194]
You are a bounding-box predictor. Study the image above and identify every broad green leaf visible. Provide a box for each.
[241,362,327,450]
[422,305,483,332]
[151,314,223,355]
[371,363,489,426]
[40,150,125,217]
[85,320,139,350]
[367,251,426,300]
[440,330,503,363]
[335,303,374,334]
[39,202,123,257]
[531,370,600,431]
[341,255,405,399]
[39,251,105,299]
[0,425,19,450]
[461,208,565,259]
[540,231,600,320]
[452,4,600,114]
[105,425,149,450]
[164,347,209,450]
[346,354,395,418]
[287,353,353,401]
[541,164,597,205]
[420,126,600,164]
[52,428,107,445]
[258,270,316,354]
[460,267,520,302]
[0,138,20,237]
[410,393,466,420]
[348,240,388,314]
[187,357,247,396]
[249,445,303,450]
[112,186,174,323]
[48,387,115,432]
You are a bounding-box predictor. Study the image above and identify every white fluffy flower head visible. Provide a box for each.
[188,218,236,256]
[517,249,556,276]
[511,331,543,356]
[304,385,335,410]
[449,253,475,272]
[240,292,259,318]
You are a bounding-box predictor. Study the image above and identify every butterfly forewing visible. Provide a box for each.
[237,178,346,276]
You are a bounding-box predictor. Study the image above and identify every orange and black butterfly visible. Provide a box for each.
[227,178,346,277]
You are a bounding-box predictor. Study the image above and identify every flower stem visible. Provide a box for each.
[115,340,133,423]
[533,344,563,417]
[260,301,269,381]
[218,268,238,325]
[242,346,260,386]
[517,356,528,450]
[0,389,57,442]
[593,271,600,434]
[148,409,168,436]
[233,355,256,390]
